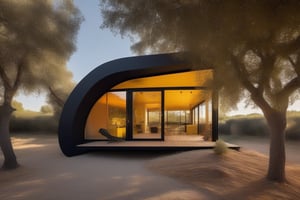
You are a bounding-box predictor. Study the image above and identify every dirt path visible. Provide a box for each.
[0,134,208,200]
[1,134,299,199]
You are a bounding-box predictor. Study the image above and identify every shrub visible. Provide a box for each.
[40,105,53,114]
[10,115,58,133]
[219,117,269,137]
[219,114,300,140]
[214,139,228,155]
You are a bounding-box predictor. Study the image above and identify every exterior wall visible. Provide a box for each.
[58,53,217,156]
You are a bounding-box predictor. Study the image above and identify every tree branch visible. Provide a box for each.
[0,65,12,90]
[48,86,64,107]
[277,36,300,56]
[231,54,273,113]
[12,62,23,92]
[288,55,300,77]
[277,76,300,99]
[231,54,257,94]
[257,52,276,95]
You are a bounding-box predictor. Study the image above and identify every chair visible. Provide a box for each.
[99,128,125,142]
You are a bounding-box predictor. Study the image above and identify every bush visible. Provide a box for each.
[219,114,300,140]
[232,118,269,137]
[214,139,228,155]
[10,115,58,133]
[219,117,269,137]
[40,105,53,114]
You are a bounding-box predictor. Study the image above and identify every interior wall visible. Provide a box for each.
[85,92,127,139]
[133,102,146,134]
[85,98,107,139]
[84,71,213,140]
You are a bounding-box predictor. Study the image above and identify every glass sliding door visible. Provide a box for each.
[132,91,162,139]
[85,91,126,139]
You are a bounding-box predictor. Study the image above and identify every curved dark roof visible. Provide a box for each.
[58,53,192,156]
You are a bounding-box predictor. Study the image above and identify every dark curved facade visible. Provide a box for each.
[58,53,202,156]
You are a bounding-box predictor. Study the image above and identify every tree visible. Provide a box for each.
[100,0,300,182]
[47,79,75,118]
[11,101,24,111]
[40,105,53,114]
[0,0,82,169]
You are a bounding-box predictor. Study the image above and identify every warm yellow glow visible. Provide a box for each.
[85,69,213,139]
[96,92,126,108]
[133,90,211,110]
[133,92,161,110]
[113,69,213,89]
[85,92,126,139]
[165,90,210,110]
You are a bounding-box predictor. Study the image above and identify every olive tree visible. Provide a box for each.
[100,0,300,182]
[0,0,81,169]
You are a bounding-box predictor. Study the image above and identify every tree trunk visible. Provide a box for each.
[0,104,19,169]
[264,109,286,182]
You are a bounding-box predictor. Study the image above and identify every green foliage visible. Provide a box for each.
[10,111,57,133]
[100,0,300,182]
[101,0,300,112]
[219,113,300,140]
[214,139,228,155]
[101,0,300,119]
[0,0,81,107]
[11,101,24,111]
[228,118,269,136]
[40,105,53,114]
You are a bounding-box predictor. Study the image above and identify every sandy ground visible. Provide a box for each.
[0,134,299,200]
[0,134,208,200]
[219,135,300,164]
[147,150,300,200]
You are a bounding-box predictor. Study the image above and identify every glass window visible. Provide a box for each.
[132,91,162,139]
[193,107,199,125]
[208,99,212,124]
[166,111,181,124]
[85,92,126,139]
[199,102,206,124]
[185,110,191,124]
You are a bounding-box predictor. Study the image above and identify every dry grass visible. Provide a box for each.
[146,150,300,200]
[12,110,52,118]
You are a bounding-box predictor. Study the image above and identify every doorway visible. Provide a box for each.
[132,91,163,140]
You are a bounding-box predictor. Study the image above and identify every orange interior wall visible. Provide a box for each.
[85,99,107,139]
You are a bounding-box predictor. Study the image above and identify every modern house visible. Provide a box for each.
[58,53,223,156]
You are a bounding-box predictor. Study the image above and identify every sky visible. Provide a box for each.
[67,0,134,82]
[15,0,300,115]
